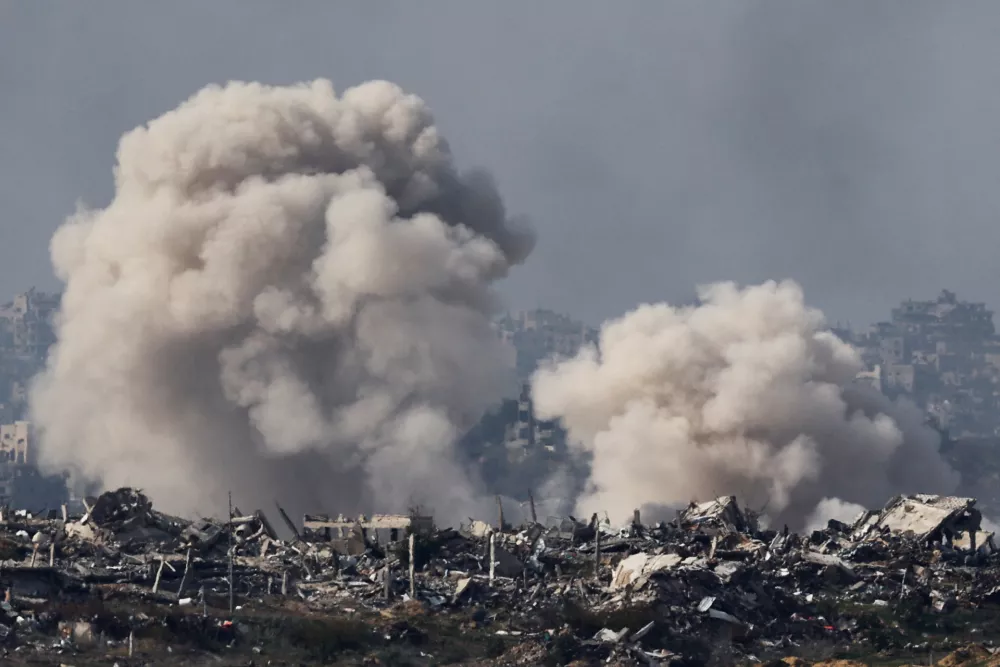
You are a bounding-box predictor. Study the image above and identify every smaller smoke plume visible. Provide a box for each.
[531,280,960,529]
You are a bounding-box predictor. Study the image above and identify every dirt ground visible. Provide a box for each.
[4,592,1000,666]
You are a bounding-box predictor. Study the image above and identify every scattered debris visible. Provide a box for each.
[0,488,1000,664]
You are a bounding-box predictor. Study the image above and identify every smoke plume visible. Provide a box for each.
[30,78,534,522]
[531,280,959,530]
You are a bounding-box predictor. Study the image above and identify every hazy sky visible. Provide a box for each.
[3,2,1000,327]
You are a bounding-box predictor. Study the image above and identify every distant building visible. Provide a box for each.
[0,288,59,361]
[854,365,882,392]
[886,363,917,394]
[503,383,562,459]
[494,309,598,381]
[842,289,1000,438]
[0,420,67,511]
[0,289,61,421]
[0,421,30,464]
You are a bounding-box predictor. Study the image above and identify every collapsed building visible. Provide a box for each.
[0,488,997,664]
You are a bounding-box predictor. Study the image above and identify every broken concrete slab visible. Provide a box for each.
[610,552,683,591]
[853,494,979,544]
[680,495,757,534]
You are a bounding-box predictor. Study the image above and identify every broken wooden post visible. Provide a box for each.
[529,492,537,524]
[152,557,165,594]
[267,577,273,596]
[489,533,496,586]
[281,570,288,596]
[633,509,641,527]
[128,630,134,657]
[594,526,601,580]
[408,533,416,598]
[496,495,505,532]
[178,547,193,595]
[61,504,68,522]
[383,563,392,601]
[274,501,301,541]
[48,542,55,567]
[29,545,37,568]
[228,491,234,615]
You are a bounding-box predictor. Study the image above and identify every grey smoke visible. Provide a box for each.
[531,280,960,530]
[30,78,533,522]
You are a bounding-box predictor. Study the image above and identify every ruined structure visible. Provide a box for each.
[0,487,997,664]
[0,420,67,511]
[493,308,598,382]
[0,289,60,422]
[503,383,561,458]
[302,513,435,555]
[0,288,59,362]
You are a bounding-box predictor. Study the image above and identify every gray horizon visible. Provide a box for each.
[3,1,1000,328]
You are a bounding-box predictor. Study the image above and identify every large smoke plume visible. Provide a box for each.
[531,280,959,529]
[30,78,533,522]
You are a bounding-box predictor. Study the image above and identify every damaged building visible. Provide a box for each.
[0,289,61,423]
[0,487,998,664]
[0,420,67,512]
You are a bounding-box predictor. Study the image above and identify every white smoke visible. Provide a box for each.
[531,280,960,530]
[805,498,867,533]
[30,79,534,523]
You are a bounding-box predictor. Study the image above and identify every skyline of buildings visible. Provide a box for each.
[1,284,1000,511]
[0,287,59,424]
[838,289,1000,439]
[0,290,68,510]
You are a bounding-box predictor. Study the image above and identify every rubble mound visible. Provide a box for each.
[88,487,153,527]
[0,490,996,664]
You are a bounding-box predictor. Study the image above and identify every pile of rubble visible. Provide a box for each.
[0,489,998,664]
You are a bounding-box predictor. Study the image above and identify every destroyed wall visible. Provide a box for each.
[0,420,30,464]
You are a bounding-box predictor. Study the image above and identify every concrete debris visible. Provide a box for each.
[610,553,683,591]
[680,495,759,534]
[1,488,1000,664]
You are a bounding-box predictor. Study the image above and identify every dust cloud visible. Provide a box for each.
[531,280,960,530]
[30,78,533,522]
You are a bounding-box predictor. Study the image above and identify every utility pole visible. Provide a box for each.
[594,526,601,581]
[408,533,416,598]
[228,491,234,615]
[489,533,496,587]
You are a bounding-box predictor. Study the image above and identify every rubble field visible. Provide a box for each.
[3,490,1000,665]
